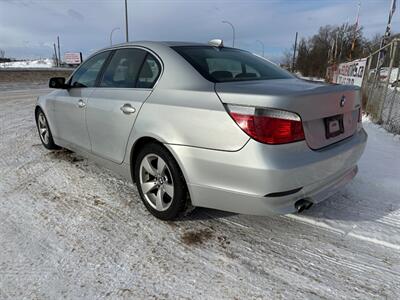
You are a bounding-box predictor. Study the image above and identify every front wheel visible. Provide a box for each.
[35,109,60,150]
[134,143,189,220]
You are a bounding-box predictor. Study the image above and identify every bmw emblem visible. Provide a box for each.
[340,95,346,107]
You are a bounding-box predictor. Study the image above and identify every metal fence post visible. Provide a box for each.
[364,54,373,111]
[367,47,386,116]
[363,38,400,133]
[377,41,396,123]
[387,42,400,126]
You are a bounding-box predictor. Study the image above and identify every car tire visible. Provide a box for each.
[134,142,189,220]
[35,108,60,150]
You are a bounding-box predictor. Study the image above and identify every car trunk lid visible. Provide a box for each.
[215,78,361,149]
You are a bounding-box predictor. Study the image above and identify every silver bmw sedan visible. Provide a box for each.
[35,41,367,220]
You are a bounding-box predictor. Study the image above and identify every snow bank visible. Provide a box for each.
[0,58,54,68]
[296,73,325,82]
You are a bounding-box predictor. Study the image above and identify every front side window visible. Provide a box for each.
[172,46,293,83]
[100,48,147,88]
[70,51,110,88]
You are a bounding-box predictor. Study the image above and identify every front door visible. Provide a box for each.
[53,51,110,150]
[86,48,161,163]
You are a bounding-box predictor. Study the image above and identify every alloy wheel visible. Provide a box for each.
[139,154,174,212]
[37,112,49,145]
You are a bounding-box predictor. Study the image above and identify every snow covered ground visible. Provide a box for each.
[296,73,325,82]
[0,58,53,69]
[0,88,399,299]
[299,76,325,82]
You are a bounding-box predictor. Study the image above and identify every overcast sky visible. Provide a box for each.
[1,0,399,62]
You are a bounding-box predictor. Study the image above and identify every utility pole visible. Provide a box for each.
[350,1,361,60]
[57,36,61,66]
[222,20,235,47]
[53,43,58,67]
[125,0,129,42]
[334,31,339,62]
[339,19,350,61]
[292,32,298,72]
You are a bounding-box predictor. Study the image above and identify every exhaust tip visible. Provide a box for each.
[295,199,313,213]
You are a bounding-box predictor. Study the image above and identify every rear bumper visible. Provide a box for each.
[168,128,367,215]
[189,165,357,215]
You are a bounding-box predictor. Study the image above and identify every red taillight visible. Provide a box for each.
[227,105,305,145]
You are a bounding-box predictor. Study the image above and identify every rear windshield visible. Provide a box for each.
[172,46,293,83]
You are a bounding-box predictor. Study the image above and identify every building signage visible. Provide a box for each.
[64,52,82,65]
[334,58,367,87]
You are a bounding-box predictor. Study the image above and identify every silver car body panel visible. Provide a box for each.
[215,79,361,149]
[122,42,249,156]
[87,88,153,163]
[51,87,94,151]
[168,129,367,214]
[36,41,367,215]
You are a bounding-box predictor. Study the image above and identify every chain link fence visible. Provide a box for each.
[363,39,400,134]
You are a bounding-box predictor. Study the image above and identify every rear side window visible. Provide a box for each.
[100,48,147,88]
[172,46,293,83]
[70,51,110,88]
[136,54,161,88]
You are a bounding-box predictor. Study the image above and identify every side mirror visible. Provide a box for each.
[49,77,67,89]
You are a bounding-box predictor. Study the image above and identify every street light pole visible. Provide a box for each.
[124,0,129,42]
[110,27,120,46]
[256,40,265,57]
[222,20,235,47]
[292,32,298,73]
[57,36,61,65]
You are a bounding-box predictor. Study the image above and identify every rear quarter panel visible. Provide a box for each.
[131,88,249,151]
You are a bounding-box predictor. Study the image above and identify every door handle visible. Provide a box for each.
[120,104,136,114]
[77,99,86,108]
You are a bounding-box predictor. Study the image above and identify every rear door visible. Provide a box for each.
[86,48,161,163]
[53,51,111,150]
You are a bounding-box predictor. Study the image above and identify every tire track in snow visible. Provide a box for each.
[287,214,400,252]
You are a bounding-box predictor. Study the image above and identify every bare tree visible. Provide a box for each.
[284,23,371,78]
[0,49,5,59]
[280,49,293,69]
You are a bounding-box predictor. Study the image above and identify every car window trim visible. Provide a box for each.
[133,51,148,88]
[96,48,146,89]
[135,52,148,88]
[95,50,116,87]
[93,45,164,91]
[135,53,162,89]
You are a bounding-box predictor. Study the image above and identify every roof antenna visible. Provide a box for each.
[208,39,224,47]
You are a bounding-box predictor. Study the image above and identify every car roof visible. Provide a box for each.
[88,41,210,59]
[108,41,208,48]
